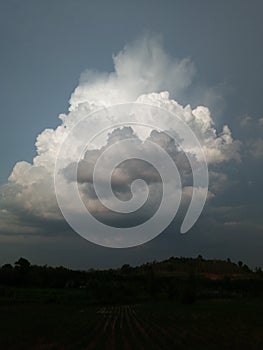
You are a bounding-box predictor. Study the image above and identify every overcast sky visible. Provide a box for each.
[0,0,262,269]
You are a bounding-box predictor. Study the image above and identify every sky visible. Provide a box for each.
[0,0,263,269]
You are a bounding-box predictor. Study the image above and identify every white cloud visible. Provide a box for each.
[0,35,241,236]
[240,115,253,127]
[69,35,195,110]
[248,138,263,159]
[136,93,241,163]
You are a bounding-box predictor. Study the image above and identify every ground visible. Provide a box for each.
[0,298,262,349]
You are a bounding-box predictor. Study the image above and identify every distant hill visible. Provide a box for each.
[0,256,262,304]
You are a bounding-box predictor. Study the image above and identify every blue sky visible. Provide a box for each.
[0,0,262,268]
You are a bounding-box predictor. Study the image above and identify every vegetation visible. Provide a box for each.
[0,256,263,304]
[0,256,262,304]
[0,256,262,349]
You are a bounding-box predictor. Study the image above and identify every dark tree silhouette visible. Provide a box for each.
[15,257,31,270]
[1,263,13,270]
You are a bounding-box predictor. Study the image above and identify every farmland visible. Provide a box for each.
[0,256,263,349]
[0,298,262,349]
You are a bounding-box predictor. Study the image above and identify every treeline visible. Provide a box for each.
[0,256,263,304]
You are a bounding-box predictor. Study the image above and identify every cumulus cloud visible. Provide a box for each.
[136,93,241,163]
[248,138,263,159]
[61,126,196,225]
[0,35,242,237]
[236,115,263,159]
[69,35,195,109]
[240,115,253,127]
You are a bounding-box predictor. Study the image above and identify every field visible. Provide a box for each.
[0,297,263,349]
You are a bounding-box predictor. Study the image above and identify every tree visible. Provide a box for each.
[121,264,132,274]
[15,257,31,270]
[1,263,13,270]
